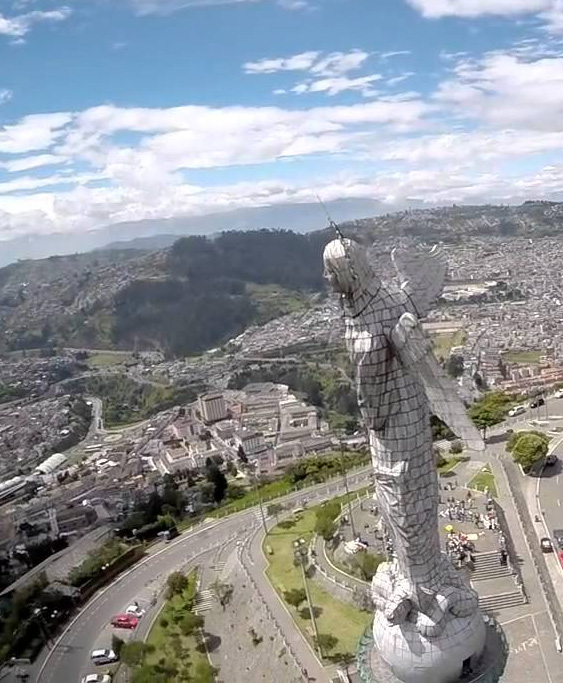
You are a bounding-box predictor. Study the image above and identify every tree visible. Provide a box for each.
[334,652,356,679]
[166,571,189,598]
[315,516,337,540]
[450,440,463,455]
[193,660,217,683]
[511,433,549,473]
[112,634,124,657]
[237,444,248,464]
[206,463,228,503]
[353,552,384,581]
[468,391,515,437]
[445,354,464,379]
[352,587,373,612]
[284,588,307,609]
[179,612,204,636]
[213,581,234,609]
[267,503,284,521]
[316,633,338,653]
[120,641,152,667]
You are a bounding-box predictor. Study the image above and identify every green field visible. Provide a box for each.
[438,457,463,475]
[503,350,541,364]
[468,464,498,497]
[86,350,135,368]
[264,497,372,659]
[431,330,467,361]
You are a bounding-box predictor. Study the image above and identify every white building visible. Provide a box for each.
[198,393,227,424]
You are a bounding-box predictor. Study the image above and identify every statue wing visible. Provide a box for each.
[391,245,447,318]
[391,312,484,451]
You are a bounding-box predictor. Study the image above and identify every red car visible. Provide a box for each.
[111,613,139,630]
[558,551,563,570]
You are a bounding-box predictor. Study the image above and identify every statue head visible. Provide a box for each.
[323,238,375,301]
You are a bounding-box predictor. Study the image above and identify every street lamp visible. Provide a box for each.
[293,537,322,659]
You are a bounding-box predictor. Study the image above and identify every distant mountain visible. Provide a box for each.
[1,200,562,357]
[0,197,388,267]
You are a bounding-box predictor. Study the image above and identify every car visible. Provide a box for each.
[553,529,563,551]
[546,454,558,466]
[555,389,563,399]
[508,405,526,417]
[110,613,139,630]
[125,604,145,618]
[559,550,563,570]
[540,537,553,553]
[91,649,118,665]
[81,675,112,683]
[529,397,545,409]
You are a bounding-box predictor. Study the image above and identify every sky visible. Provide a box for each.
[2,0,563,239]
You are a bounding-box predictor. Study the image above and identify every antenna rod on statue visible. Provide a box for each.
[316,194,345,240]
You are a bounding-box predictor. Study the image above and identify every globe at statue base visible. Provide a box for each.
[372,609,486,683]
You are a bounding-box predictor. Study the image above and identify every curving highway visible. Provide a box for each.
[36,467,372,683]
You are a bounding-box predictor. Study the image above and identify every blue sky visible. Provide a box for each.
[1,0,563,237]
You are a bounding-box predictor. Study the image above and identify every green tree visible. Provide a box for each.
[315,516,337,540]
[450,440,463,455]
[206,464,228,503]
[511,433,549,473]
[120,641,152,667]
[267,503,284,521]
[316,633,338,653]
[166,571,189,598]
[468,391,515,437]
[353,552,384,581]
[112,634,124,657]
[193,660,218,683]
[284,588,307,609]
[179,611,204,637]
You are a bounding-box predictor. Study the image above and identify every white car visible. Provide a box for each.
[82,674,112,683]
[508,405,526,417]
[91,649,118,665]
[125,604,145,618]
[555,389,563,399]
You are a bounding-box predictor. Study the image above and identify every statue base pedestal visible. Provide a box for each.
[357,614,507,683]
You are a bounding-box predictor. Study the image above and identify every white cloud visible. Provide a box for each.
[310,50,370,77]
[291,74,382,96]
[0,6,71,39]
[0,112,72,154]
[0,154,65,173]
[435,49,563,130]
[406,0,563,33]
[244,51,320,74]
[276,0,313,9]
[405,0,550,19]
[0,89,12,105]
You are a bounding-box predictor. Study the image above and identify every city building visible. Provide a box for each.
[198,392,228,424]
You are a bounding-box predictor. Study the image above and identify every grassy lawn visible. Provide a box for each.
[468,464,498,497]
[438,457,463,475]
[431,329,467,361]
[87,350,135,368]
[264,496,372,659]
[143,569,212,680]
[503,350,541,364]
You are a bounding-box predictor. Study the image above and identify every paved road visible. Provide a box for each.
[36,468,371,683]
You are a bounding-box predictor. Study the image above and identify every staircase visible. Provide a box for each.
[471,551,513,581]
[193,589,215,614]
[479,590,526,612]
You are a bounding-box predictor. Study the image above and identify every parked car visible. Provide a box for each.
[125,604,145,618]
[555,389,563,399]
[529,397,545,409]
[81,675,112,683]
[540,537,553,553]
[552,529,563,551]
[546,454,558,466]
[110,614,139,630]
[559,550,563,570]
[91,649,118,666]
[508,405,526,417]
